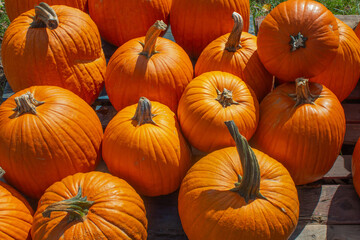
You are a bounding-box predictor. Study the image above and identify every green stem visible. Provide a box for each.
[131,97,157,126]
[216,88,239,108]
[31,2,59,30]
[139,20,167,58]
[13,92,44,117]
[289,78,318,107]
[289,32,307,52]
[225,12,243,52]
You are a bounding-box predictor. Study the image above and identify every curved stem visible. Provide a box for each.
[131,97,157,126]
[289,32,307,52]
[31,2,59,30]
[139,20,167,58]
[289,78,318,107]
[216,88,239,108]
[225,12,243,52]
[13,92,44,118]
[42,188,94,222]
[225,120,266,203]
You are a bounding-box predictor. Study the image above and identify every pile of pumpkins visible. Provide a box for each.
[0,0,360,239]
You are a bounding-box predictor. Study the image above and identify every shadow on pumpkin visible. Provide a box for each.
[39,213,83,239]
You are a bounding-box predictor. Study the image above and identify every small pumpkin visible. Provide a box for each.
[0,86,103,199]
[178,120,299,240]
[171,0,250,60]
[102,97,191,196]
[195,12,273,101]
[353,138,360,197]
[257,0,339,81]
[1,3,106,104]
[105,20,193,112]
[178,71,259,153]
[250,78,346,185]
[88,0,171,46]
[31,171,147,240]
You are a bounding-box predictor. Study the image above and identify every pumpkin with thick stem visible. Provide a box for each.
[177,71,259,153]
[31,171,147,239]
[257,0,339,81]
[178,120,299,240]
[171,0,250,60]
[250,78,346,185]
[353,138,360,198]
[1,3,106,104]
[195,12,273,102]
[0,86,103,199]
[310,19,360,102]
[102,97,191,196]
[105,20,193,112]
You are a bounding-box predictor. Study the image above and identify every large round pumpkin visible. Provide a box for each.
[178,121,299,240]
[0,86,103,199]
[195,12,273,102]
[105,20,193,112]
[178,71,259,153]
[257,0,339,81]
[88,0,171,46]
[171,0,250,60]
[353,138,360,197]
[250,78,346,185]
[1,3,106,104]
[31,171,147,240]
[102,97,191,196]
[5,0,88,21]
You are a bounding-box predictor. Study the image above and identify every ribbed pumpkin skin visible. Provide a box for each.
[0,86,103,199]
[178,71,259,153]
[5,0,88,21]
[1,5,106,104]
[105,37,193,112]
[353,138,360,197]
[171,0,250,59]
[178,147,299,240]
[0,181,33,240]
[257,0,339,81]
[310,19,360,102]
[195,32,273,102]
[102,101,191,196]
[88,0,171,46]
[31,172,148,240]
[250,83,346,185]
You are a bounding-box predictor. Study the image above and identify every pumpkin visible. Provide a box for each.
[1,3,106,104]
[0,86,103,199]
[31,171,147,240]
[88,0,171,46]
[102,97,191,196]
[353,138,360,197]
[250,78,346,185]
[0,170,33,240]
[257,0,339,81]
[195,12,273,102]
[177,71,259,153]
[171,0,250,60]
[5,0,88,21]
[310,19,360,102]
[178,120,299,240]
[105,20,193,112]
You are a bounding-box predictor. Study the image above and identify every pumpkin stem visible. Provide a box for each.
[289,32,307,52]
[132,97,157,126]
[42,187,94,222]
[225,12,243,52]
[139,20,167,58]
[30,2,59,30]
[225,120,266,203]
[289,78,319,107]
[216,88,239,108]
[13,92,44,117]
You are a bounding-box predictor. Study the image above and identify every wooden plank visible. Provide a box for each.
[346,81,360,101]
[323,155,351,179]
[343,103,360,123]
[290,224,360,240]
[344,123,360,145]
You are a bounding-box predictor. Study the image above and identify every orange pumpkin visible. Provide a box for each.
[1,3,106,104]
[310,19,360,102]
[88,0,171,46]
[178,120,299,240]
[353,138,360,197]
[5,0,88,21]
[178,71,259,153]
[102,97,191,196]
[257,0,339,81]
[105,20,193,112]
[195,12,273,101]
[250,78,346,185]
[31,171,147,240]
[0,86,103,199]
[171,0,250,60]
